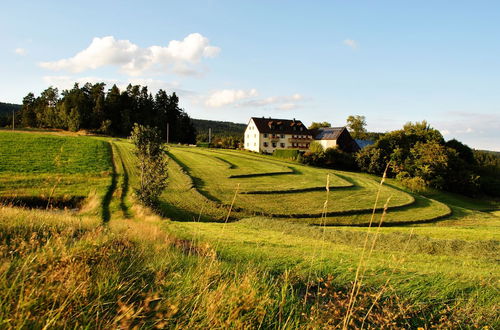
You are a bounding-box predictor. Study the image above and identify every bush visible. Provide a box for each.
[309,141,324,154]
[273,149,300,160]
[396,172,427,193]
[196,142,211,148]
[300,151,325,166]
[323,148,358,170]
[130,124,169,207]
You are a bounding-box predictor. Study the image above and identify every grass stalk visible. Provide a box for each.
[343,163,389,329]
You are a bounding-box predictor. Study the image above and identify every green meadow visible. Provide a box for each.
[0,130,498,328]
[0,131,111,207]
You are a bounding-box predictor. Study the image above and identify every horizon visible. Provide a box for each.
[1,1,499,150]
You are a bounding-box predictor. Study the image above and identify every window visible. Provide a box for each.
[246,134,249,138]
[300,127,303,131]
[246,143,249,147]
[254,142,256,146]
[272,142,277,148]
[263,133,268,138]
[280,143,285,148]
[263,142,268,147]
[254,134,256,138]
[280,134,285,138]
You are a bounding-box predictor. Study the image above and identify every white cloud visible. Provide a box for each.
[343,39,359,49]
[15,48,27,56]
[241,93,305,110]
[204,89,307,110]
[432,112,500,150]
[39,33,220,76]
[205,89,258,108]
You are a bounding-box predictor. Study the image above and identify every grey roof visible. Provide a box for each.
[355,139,375,149]
[313,127,345,140]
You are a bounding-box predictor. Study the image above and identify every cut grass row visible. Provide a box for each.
[167,147,453,223]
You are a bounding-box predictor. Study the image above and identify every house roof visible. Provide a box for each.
[355,139,375,149]
[312,127,346,140]
[250,117,310,135]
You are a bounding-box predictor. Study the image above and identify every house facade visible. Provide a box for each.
[244,117,313,153]
[244,117,360,153]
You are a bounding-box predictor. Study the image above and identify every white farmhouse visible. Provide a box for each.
[244,117,313,153]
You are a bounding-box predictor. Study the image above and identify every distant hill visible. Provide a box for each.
[0,102,21,116]
[192,118,246,137]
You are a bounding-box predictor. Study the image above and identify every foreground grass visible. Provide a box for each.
[2,206,445,328]
[3,204,496,328]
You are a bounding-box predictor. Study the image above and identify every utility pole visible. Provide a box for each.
[166,122,170,144]
[208,127,212,144]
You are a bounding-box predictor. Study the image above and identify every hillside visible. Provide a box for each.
[0,130,498,327]
[0,102,21,116]
[191,118,246,137]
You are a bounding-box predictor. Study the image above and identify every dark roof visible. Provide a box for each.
[312,127,345,140]
[355,139,375,149]
[250,117,310,135]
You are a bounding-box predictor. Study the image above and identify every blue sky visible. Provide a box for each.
[1,1,499,150]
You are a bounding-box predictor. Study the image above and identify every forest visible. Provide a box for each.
[17,83,196,143]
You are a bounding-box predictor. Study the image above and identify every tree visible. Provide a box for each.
[346,115,367,139]
[21,93,36,127]
[130,124,169,207]
[308,121,331,130]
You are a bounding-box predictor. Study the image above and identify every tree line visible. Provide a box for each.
[305,118,499,197]
[18,83,196,143]
[355,121,499,196]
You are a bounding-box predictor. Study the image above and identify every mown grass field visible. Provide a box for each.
[0,130,498,328]
[0,131,111,208]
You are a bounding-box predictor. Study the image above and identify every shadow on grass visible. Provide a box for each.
[166,151,223,203]
[212,155,238,169]
[0,195,84,209]
[116,150,132,219]
[242,185,354,195]
[157,199,236,223]
[101,142,117,223]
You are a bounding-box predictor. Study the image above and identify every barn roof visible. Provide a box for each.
[250,117,310,135]
[312,127,346,140]
[355,139,375,149]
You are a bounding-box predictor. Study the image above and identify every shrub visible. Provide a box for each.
[309,141,324,154]
[273,149,300,160]
[300,151,325,166]
[396,172,427,193]
[323,147,358,170]
[130,124,169,207]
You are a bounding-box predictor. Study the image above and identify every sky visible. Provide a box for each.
[1,1,499,150]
